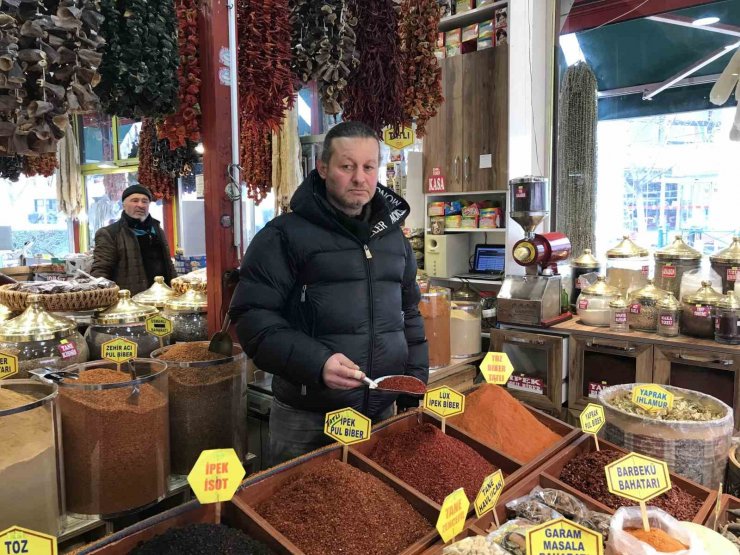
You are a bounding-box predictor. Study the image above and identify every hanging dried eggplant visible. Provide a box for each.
[398,0,443,137]
[289,0,359,115]
[151,135,198,176]
[239,121,271,205]
[342,0,405,133]
[0,156,23,181]
[138,118,175,200]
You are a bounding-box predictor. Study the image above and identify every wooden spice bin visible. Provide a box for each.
[703,493,740,530]
[538,434,717,524]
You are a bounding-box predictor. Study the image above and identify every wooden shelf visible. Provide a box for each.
[425,190,507,197]
[425,228,505,234]
[439,1,507,32]
[430,276,502,285]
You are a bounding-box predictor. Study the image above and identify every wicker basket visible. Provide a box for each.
[171,277,207,296]
[0,283,120,312]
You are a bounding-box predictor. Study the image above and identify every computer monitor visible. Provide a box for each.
[473,244,506,274]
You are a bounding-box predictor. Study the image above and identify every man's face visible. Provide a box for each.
[123,193,151,221]
[317,137,379,216]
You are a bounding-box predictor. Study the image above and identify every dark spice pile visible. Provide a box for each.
[559,449,704,521]
[368,423,495,504]
[129,523,273,555]
[156,342,244,474]
[256,460,432,555]
[60,368,169,515]
[377,375,426,395]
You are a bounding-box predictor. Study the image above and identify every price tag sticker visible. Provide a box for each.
[187,448,246,504]
[0,352,18,380]
[526,518,603,555]
[146,314,173,338]
[324,408,371,446]
[480,352,514,385]
[631,384,674,413]
[474,469,504,519]
[0,526,57,555]
[605,452,672,503]
[424,386,465,418]
[436,488,470,543]
[101,338,138,364]
[383,126,415,150]
[579,403,605,435]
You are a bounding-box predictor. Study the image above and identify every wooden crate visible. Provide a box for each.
[538,434,716,524]
[704,493,740,530]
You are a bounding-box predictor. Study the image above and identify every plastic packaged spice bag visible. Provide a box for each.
[531,487,589,522]
[505,496,562,524]
[607,507,699,555]
[442,535,510,555]
[486,519,534,555]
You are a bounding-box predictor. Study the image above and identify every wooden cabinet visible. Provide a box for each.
[423,46,508,193]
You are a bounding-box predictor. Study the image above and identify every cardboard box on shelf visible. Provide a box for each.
[445,29,462,57]
[456,0,475,13]
[495,26,508,46]
[494,6,508,27]
[461,216,479,229]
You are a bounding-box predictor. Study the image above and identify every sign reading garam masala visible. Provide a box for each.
[423,386,465,418]
[324,407,371,446]
[187,448,245,504]
[145,314,173,337]
[631,384,674,413]
[0,526,57,555]
[0,352,18,380]
[100,337,138,364]
[436,488,470,543]
[479,352,514,385]
[605,452,672,503]
[526,518,603,555]
[474,469,504,519]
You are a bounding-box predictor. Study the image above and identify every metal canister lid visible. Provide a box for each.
[132,276,176,309]
[629,279,665,303]
[682,281,723,306]
[0,302,12,324]
[655,235,702,261]
[717,293,740,310]
[609,295,628,309]
[0,294,77,342]
[710,237,740,264]
[572,248,601,269]
[658,293,680,310]
[582,276,619,297]
[164,281,208,313]
[606,235,649,259]
[94,289,158,324]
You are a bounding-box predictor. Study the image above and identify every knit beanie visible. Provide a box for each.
[121,185,152,202]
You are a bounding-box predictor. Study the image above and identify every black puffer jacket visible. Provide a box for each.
[230,171,428,417]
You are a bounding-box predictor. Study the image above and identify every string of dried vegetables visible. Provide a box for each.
[137,118,175,200]
[151,136,199,177]
[342,0,405,133]
[157,0,201,149]
[23,153,58,178]
[398,0,443,137]
[289,0,359,115]
[239,121,271,205]
[0,156,23,181]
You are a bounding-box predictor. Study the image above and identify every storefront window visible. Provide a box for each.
[78,114,141,170]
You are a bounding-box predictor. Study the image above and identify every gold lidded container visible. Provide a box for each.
[576,276,620,327]
[627,279,665,332]
[163,281,208,342]
[84,290,165,359]
[606,235,650,296]
[0,294,89,378]
[715,292,740,345]
[710,236,740,294]
[0,302,12,324]
[609,295,629,332]
[654,235,702,298]
[657,293,680,338]
[132,276,177,309]
[680,281,723,339]
[570,248,601,309]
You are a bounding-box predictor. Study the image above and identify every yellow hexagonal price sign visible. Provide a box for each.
[526,517,603,555]
[579,403,605,435]
[479,352,514,385]
[631,384,674,413]
[382,126,415,150]
[145,315,173,338]
[605,452,672,504]
[424,386,465,419]
[474,469,505,519]
[0,526,57,555]
[101,337,138,364]
[187,448,245,504]
[436,488,470,543]
[324,408,371,446]
[0,352,18,380]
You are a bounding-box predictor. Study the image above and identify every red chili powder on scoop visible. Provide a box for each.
[376,376,426,395]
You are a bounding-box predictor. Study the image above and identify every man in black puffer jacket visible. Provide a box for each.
[230,121,428,465]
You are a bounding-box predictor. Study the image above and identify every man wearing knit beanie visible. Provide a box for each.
[91,184,176,294]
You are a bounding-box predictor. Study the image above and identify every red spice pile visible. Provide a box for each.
[377,375,426,395]
[449,384,561,463]
[368,423,495,504]
[256,460,431,555]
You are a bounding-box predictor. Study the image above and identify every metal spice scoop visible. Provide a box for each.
[29,367,80,383]
[208,314,233,356]
[126,359,140,405]
[362,375,426,396]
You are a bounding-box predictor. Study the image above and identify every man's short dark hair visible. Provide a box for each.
[321,121,380,165]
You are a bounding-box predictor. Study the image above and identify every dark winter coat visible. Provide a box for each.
[230,171,429,418]
[91,214,176,295]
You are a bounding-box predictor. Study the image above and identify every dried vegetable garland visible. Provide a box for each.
[151,135,199,177]
[240,122,271,205]
[0,155,23,181]
[23,153,58,177]
[137,118,175,200]
[397,0,443,137]
[342,0,405,133]
[97,0,179,118]
[289,0,359,115]
[157,0,200,149]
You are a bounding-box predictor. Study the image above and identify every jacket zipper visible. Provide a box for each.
[300,284,310,396]
[362,243,374,414]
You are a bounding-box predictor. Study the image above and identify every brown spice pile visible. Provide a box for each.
[559,449,704,521]
[256,460,432,555]
[449,385,561,463]
[369,423,494,504]
[157,342,230,363]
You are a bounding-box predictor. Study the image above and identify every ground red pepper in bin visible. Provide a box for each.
[369,423,495,504]
[376,375,427,395]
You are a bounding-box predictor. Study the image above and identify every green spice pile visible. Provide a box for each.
[607,390,724,421]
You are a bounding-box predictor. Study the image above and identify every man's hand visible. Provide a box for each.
[322,353,365,390]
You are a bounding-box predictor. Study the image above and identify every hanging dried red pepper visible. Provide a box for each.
[138,119,175,200]
[157,0,202,149]
[22,154,58,178]
[398,0,443,137]
[239,121,272,205]
[342,0,405,133]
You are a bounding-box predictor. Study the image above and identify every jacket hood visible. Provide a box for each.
[290,169,410,239]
